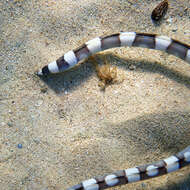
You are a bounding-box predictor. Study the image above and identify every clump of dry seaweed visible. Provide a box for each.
[88,55,124,90]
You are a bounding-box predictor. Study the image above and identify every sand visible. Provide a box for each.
[0,0,190,189]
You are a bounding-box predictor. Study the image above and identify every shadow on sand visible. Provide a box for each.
[37,51,190,94]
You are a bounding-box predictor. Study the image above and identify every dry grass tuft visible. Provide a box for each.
[88,54,125,90]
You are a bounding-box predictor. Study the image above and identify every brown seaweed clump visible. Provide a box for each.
[151,0,169,22]
[88,55,124,90]
[96,64,118,89]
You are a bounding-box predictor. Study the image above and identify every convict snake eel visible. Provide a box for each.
[37,32,190,190]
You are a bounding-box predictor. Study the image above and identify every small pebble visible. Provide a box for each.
[172,27,178,32]
[129,64,137,70]
[7,122,13,127]
[1,122,6,126]
[151,0,168,21]
[58,108,66,118]
[166,17,173,23]
[33,139,40,144]
[40,87,48,93]
[17,144,23,149]
[35,99,43,107]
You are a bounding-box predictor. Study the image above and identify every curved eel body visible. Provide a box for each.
[37,32,190,75]
[36,32,190,189]
[67,146,190,190]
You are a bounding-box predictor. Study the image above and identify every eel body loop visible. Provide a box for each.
[37,32,190,75]
[67,146,190,190]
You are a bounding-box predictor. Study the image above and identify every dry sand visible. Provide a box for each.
[0,0,190,190]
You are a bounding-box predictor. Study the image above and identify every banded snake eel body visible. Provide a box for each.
[37,32,190,189]
[37,32,190,75]
[67,146,190,190]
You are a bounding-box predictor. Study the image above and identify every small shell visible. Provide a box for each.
[151,0,169,21]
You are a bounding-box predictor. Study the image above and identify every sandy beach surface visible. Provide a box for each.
[0,0,190,189]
